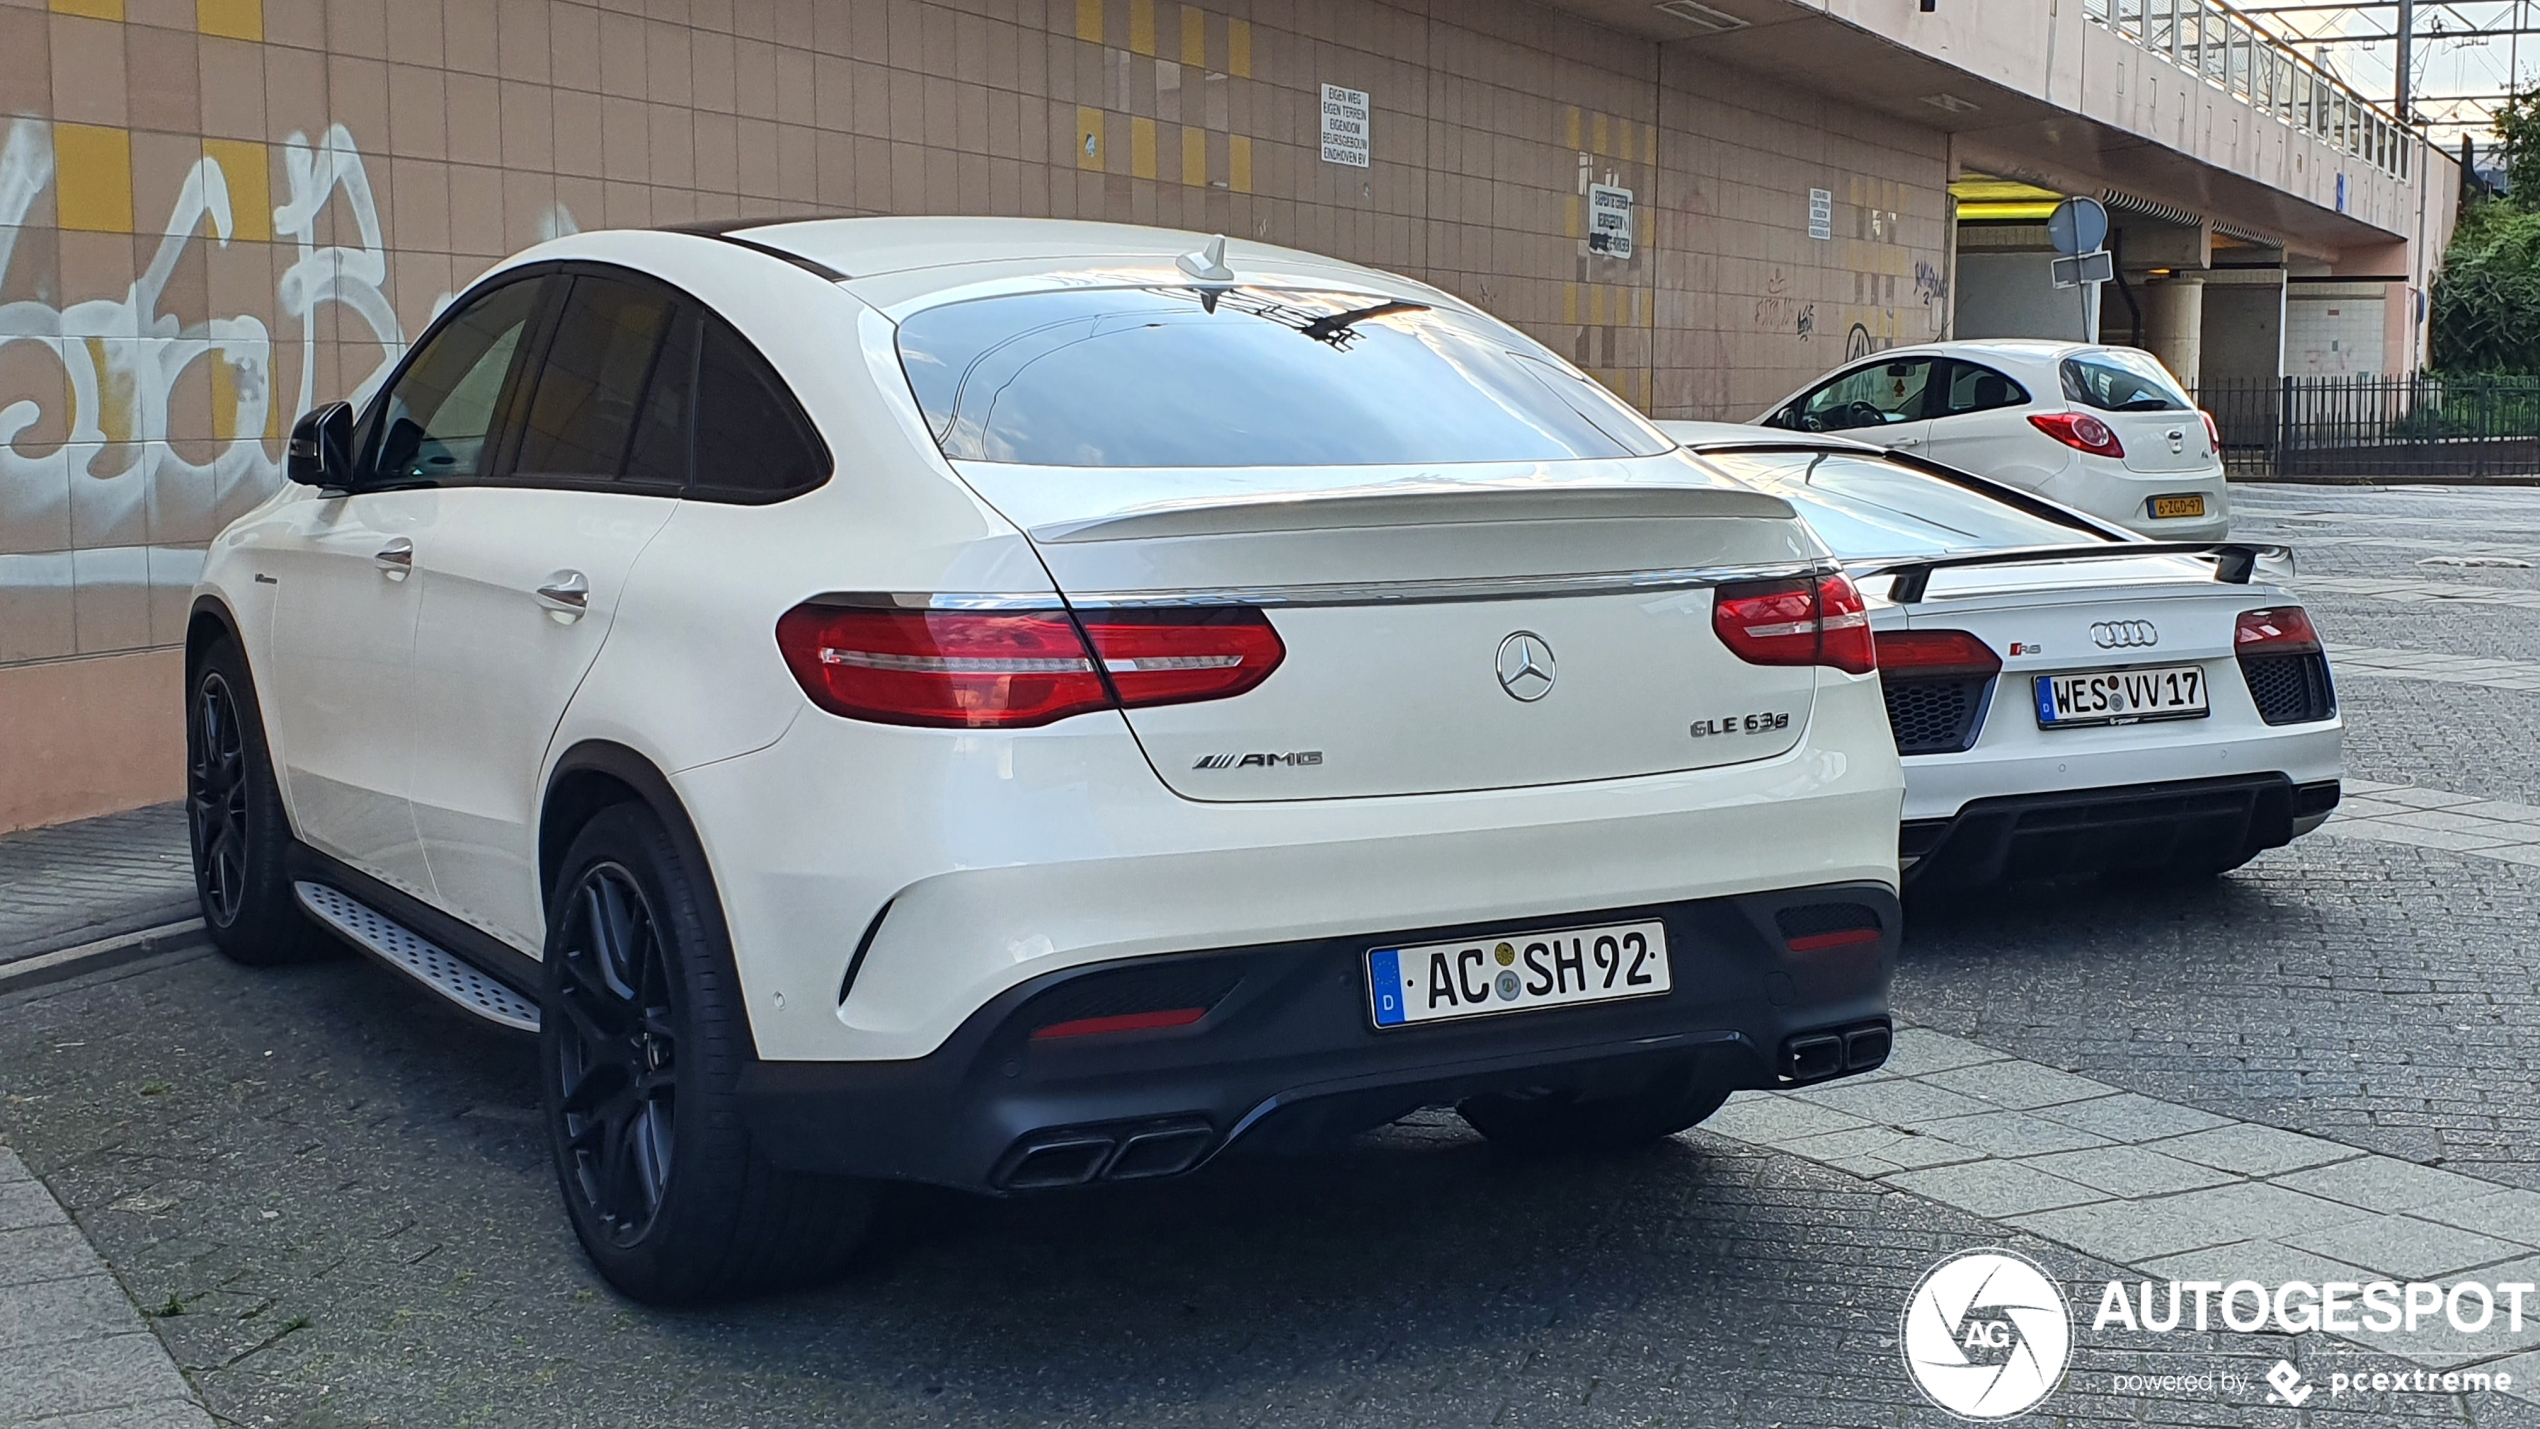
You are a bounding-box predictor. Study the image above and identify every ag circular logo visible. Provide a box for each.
[1901,1248,2071,1420]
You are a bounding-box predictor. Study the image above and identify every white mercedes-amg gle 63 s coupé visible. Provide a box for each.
[187,219,1904,1302]
[1663,422,2341,892]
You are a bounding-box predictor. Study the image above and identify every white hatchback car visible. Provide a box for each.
[188,218,1904,1302]
[1663,423,2340,889]
[1754,340,2229,541]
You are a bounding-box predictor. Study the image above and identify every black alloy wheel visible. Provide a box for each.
[187,670,250,928]
[552,861,681,1247]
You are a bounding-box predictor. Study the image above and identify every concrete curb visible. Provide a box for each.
[0,921,209,998]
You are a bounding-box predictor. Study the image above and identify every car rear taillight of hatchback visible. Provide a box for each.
[1712,572,1876,675]
[2028,411,2126,459]
[775,603,1285,728]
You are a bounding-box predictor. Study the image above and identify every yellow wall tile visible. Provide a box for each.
[1566,106,1580,152]
[1127,0,1153,57]
[1180,3,1206,68]
[50,0,123,20]
[1563,283,1578,325]
[1618,120,1632,164]
[1228,133,1250,192]
[1076,106,1105,171]
[1181,125,1205,187]
[1564,194,1579,239]
[1227,18,1249,78]
[54,123,133,234]
[201,138,268,242]
[1076,0,1103,44]
[195,0,260,41]
[1129,115,1155,179]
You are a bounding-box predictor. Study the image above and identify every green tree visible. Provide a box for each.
[2432,199,2540,373]
[2496,90,2540,205]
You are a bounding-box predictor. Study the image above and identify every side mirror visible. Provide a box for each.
[286,402,356,489]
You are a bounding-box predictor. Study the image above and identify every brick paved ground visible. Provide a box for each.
[0,804,193,967]
[3,482,2540,1426]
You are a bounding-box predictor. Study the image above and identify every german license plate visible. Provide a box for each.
[2034,665,2211,728]
[2149,493,2207,519]
[1367,920,1670,1028]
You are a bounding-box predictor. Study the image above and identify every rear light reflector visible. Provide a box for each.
[1873,629,2002,679]
[1713,572,1875,675]
[1030,1007,1209,1040]
[775,603,1284,728]
[2029,411,2126,459]
[1786,927,1882,952]
[2234,606,2322,655]
[2200,409,2221,452]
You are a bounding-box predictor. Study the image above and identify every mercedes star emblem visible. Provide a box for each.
[1495,631,1557,701]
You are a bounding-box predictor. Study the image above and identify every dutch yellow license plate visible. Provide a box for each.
[2150,494,2207,520]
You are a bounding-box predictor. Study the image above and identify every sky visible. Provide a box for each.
[2240,1,2533,156]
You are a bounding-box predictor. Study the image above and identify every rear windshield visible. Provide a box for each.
[2060,350,2191,412]
[894,285,1674,467]
[1696,448,2105,562]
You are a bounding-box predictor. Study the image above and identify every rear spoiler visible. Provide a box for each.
[1852,542,2292,604]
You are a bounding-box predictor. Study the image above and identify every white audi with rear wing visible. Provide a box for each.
[1663,422,2341,890]
[193,218,1905,1300]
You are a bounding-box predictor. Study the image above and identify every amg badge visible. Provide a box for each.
[1192,751,1325,770]
[1690,710,1792,739]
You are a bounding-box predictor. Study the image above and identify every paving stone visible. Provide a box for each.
[1883,1158,2111,1217]
[2011,1198,2262,1264]
[1904,1108,2115,1157]
[1788,1076,1996,1124]
[2420,1189,2540,1244]
[2284,1217,2535,1280]
[1869,1028,2005,1077]
[26,1402,220,1429]
[0,1222,111,1287]
[1703,1092,1871,1146]
[2274,1157,2514,1216]
[0,1174,69,1231]
[1769,1124,1992,1176]
[0,1332,196,1421]
[2134,1238,2376,1291]
[0,1275,149,1353]
[2032,1093,2236,1143]
[1916,1059,2118,1111]
[2017,1145,2242,1199]
[2155,1124,2364,1177]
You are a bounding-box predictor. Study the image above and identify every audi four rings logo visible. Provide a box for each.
[1495,631,1557,701]
[2090,620,2159,649]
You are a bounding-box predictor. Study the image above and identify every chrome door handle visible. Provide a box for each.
[1893,437,1922,449]
[535,572,590,615]
[374,538,413,578]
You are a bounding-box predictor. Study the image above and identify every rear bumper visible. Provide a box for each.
[1901,774,2340,887]
[739,881,1897,1192]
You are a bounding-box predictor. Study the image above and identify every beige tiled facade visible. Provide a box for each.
[0,0,1955,830]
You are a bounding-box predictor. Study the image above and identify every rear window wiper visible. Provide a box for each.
[1301,299,1428,344]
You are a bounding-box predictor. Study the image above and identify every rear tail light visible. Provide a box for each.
[1030,1007,1209,1040]
[1713,571,1876,675]
[775,603,1284,728]
[2200,409,2221,453]
[2029,411,2126,459]
[1872,629,2002,679]
[2234,606,2322,655]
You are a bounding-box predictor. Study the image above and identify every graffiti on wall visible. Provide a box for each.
[0,117,575,663]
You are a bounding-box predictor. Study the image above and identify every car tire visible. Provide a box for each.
[186,638,332,967]
[1457,1065,1731,1155]
[540,801,875,1305]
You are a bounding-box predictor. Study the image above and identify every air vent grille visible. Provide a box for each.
[1654,1,1749,34]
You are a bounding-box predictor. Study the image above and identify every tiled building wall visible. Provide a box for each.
[0,0,1950,830]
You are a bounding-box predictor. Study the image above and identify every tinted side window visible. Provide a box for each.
[1787,358,1940,432]
[511,275,678,489]
[1937,361,2030,418]
[364,278,543,485]
[690,316,828,503]
[2061,350,2190,412]
[624,310,697,489]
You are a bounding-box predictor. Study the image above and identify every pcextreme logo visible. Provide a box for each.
[1901,1249,2073,1419]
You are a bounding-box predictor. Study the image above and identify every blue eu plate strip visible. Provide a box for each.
[1368,949,1405,1026]
[2033,676,2057,724]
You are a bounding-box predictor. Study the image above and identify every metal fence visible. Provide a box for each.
[2195,374,2540,479]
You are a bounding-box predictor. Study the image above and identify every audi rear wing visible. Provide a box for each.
[1851,542,2293,604]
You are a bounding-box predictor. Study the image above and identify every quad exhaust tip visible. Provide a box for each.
[996,1120,1217,1190]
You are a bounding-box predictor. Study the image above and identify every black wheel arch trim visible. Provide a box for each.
[540,741,761,1058]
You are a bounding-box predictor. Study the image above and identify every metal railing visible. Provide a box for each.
[2197,374,2540,478]
[2082,0,2411,180]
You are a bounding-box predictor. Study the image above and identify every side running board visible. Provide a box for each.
[293,882,541,1033]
